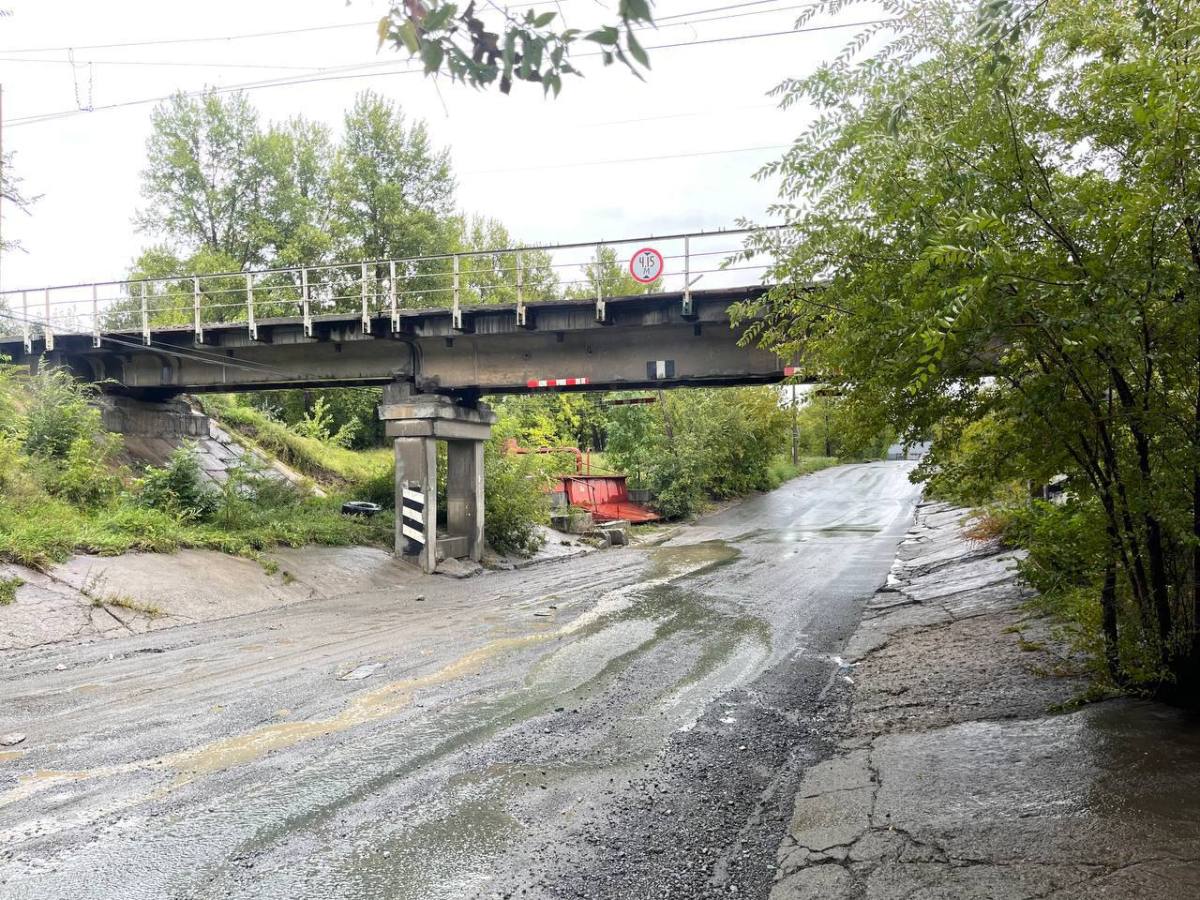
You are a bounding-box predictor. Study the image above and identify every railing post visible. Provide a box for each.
[682,235,694,318]
[516,251,526,327]
[21,291,30,354]
[140,282,149,346]
[45,288,55,351]
[389,260,399,333]
[301,267,312,338]
[246,274,257,341]
[451,254,462,330]
[361,262,371,334]
[193,276,203,343]
[594,244,606,323]
[92,284,101,348]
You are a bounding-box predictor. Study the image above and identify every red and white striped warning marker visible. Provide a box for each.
[526,376,590,389]
[783,366,799,377]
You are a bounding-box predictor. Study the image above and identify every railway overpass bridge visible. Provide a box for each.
[0,229,800,572]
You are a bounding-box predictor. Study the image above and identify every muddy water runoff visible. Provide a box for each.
[2,461,924,899]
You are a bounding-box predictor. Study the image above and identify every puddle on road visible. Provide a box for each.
[648,540,740,580]
[343,788,519,900]
[733,526,882,544]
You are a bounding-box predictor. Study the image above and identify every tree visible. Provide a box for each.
[377,0,655,96]
[254,117,336,268]
[137,93,266,267]
[1,151,39,256]
[734,0,1200,692]
[454,214,558,305]
[606,387,789,517]
[331,91,456,264]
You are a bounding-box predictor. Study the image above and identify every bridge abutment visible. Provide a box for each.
[379,384,495,573]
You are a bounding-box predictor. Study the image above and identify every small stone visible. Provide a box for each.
[0,733,26,747]
[54,664,66,671]
[414,595,425,602]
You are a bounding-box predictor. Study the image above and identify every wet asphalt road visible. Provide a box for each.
[0,461,922,899]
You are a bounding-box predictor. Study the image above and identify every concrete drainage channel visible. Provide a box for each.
[769,501,1200,900]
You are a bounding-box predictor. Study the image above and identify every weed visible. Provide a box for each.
[0,576,22,606]
[92,593,164,618]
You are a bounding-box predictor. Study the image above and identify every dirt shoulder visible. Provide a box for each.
[771,501,1200,900]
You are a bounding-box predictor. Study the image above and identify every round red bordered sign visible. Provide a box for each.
[629,247,665,284]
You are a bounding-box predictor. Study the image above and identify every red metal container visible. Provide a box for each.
[558,474,660,523]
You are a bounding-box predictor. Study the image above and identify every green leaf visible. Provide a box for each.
[398,21,421,54]
[619,0,653,24]
[421,4,458,33]
[376,16,392,50]
[420,40,445,73]
[533,11,556,28]
[586,26,620,46]
[626,28,649,68]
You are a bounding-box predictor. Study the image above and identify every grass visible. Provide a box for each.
[91,593,164,619]
[201,398,391,489]
[0,489,393,572]
[0,576,22,606]
[766,455,840,488]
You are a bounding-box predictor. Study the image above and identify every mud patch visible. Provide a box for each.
[648,541,740,580]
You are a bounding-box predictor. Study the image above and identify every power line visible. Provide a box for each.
[6,17,894,129]
[0,0,820,73]
[657,0,813,21]
[0,0,579,55]
[0,56,326,72]
[466,143,788,174]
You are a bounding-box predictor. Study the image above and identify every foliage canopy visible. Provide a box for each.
[735,0,1200,692]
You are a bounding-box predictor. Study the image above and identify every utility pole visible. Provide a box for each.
[791,382,799,466]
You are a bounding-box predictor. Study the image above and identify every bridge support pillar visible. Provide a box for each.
[379,383,496,573]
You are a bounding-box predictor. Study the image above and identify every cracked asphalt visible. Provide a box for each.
[0,461,922,899]
[772,502,1200,900]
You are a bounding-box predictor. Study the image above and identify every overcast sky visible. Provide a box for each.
[0,0,879,292]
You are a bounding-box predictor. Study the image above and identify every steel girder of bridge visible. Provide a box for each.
[0,287,787,399]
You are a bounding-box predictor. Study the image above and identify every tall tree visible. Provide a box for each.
[735,0,1200,692]
[254,117,336,268]
[331,90,456,263]
[137,93,265,267]
[454,214,557,305]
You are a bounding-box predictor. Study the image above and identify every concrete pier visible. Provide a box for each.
[379,383,495,573]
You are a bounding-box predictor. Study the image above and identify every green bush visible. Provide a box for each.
[49,434,124,508]
[484,443,550,556]
[765,454,839,489]
[138,445,218,522]
[22,367,101,459]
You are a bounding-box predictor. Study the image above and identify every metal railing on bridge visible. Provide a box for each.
[0,226,783,352]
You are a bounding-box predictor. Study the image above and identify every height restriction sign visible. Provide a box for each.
[629,247,664,284]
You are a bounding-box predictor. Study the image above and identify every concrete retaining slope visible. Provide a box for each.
[771,501,1200,900]
[100,396,308,488]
